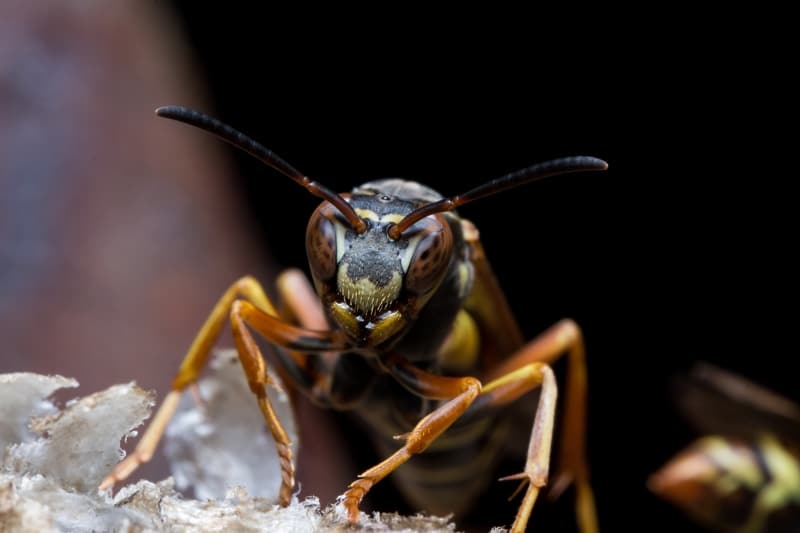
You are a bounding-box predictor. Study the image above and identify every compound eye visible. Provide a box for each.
[306,205,338,281]
[404,222,453,295]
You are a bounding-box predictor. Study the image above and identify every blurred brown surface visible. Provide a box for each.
[0,1,267,481]
[0,0,355,505]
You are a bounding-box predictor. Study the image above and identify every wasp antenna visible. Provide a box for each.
[388,156,608,239]
[155,106,367,234]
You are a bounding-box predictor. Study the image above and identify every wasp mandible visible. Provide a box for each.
[100,105,608,532]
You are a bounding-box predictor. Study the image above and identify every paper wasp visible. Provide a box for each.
[649,363,800,532]
[100,105,607,532]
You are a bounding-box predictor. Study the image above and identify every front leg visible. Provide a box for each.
[341,355,482,521]
[100,275,349,506]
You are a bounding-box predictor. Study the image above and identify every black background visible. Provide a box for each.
[162,5,793,531]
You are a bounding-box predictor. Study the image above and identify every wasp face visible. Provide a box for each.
[306,179,454,348]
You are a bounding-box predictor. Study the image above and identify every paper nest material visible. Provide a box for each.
[0,351,466,532]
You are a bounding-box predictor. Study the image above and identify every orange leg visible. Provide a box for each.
[341,356,482,521]
[480,363,559,533]
[340,352,572,533]
[276,268,328,331]
[273,269,341,396]
[482,318,596,533]
[100,275,349,505]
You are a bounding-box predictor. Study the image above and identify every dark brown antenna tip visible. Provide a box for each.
[388,156,608,239]
[155,105,367,234]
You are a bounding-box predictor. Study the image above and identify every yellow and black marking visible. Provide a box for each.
[651,434,800,532]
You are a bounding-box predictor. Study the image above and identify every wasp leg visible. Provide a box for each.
[341,356,482,522]
[276,268,328,330]
[481,318,596,533]
[274,268,336,388]
[100,275,349,506]
[470,362,556,533]
[99,276,273,491]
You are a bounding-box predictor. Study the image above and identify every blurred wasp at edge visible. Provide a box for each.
[649,363,800,533]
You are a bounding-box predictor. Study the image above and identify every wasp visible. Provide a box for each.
[649,363,800,533]
[100,105,607,532]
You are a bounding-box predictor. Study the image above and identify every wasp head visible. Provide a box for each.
[306,179,454,349]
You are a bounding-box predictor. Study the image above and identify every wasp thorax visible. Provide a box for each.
[337,232,403,317]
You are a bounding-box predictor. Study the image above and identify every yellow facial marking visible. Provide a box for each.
[353,210,405,225]
[334,220,348,263]
[355,208,380,221]
[380,213,405,224]
[399,234,423,272]
[352,209,406,225]
[337,264,402,316]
